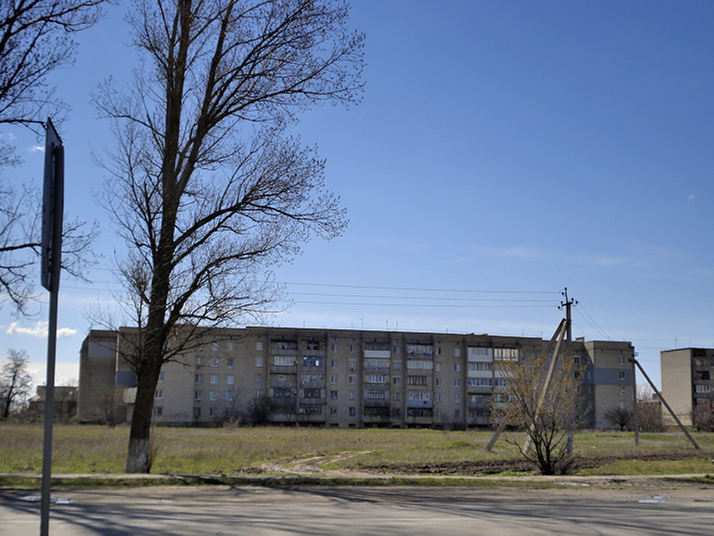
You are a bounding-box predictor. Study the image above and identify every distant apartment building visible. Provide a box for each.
[661,348,714,427]
[78,326,635,429]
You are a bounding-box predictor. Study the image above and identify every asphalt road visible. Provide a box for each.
[1,485,714,535]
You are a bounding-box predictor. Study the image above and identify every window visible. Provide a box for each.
[366,390,386,400]
[303,356,322,367]
[619,371,626,381]
[304,388,321,398]
[407,360,434,370]
[254,357,261,367]
[307,341,321,351]
[435,347,442,356]
[225,391,233,401]
[331,359,338,368]
[349,375,356,384]
[364,358,390,368]
[212,342,220,351]
[407,344,433,355]
[195,356,202,366]
[435,378,442,387]
[393,345,401,354]
[468,362,493,372]
[226,375,234,385]
[155,390,163,399]
[454,363,460,372]
[349,407,356,416]
[255,374,263,383]
[493,348,519,361]
[209,407,216,417]
[209,391,217,401]
[153,407,163,417]
[330,375,338,384]
[195,391,202,401]
[407,391,432,401]
[210,357,219,367]
[349,359,357,371]
[407,376,427,386]
[255,389,262,398]
[454,379,460,387]
[256,341,263,351]
[349,344,356,353]
[574,371,580,379]
[454,348,461,357]
[468,378,492,387]
[193,408,201,418]
[434,362,441,372]
[331,343,338,352]
[300,373,325,383]
[620,387,626,396]
[273,355,296,366]
[349,391,356,400]
[393,392,400,401]
[273,388,292,398]
[367,374,386,384]
[494,379,508,387]
[210,374,219,384]
[619,356,625,366]
[435,394,441,402]
[330,390,338,400]
[393,361,401,370]
[330,406,338,415]
[573,356,580,365]
[195,374,203,383]
[227,341,235,351]
[392,377,401,385]
[696,384,711,393]
[158,372,164,382]
[454,409,460,418]
[226,358,234,367]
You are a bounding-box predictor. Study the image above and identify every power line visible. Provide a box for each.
[283,282,558,295]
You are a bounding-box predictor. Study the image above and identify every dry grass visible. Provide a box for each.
[0,423,712,476]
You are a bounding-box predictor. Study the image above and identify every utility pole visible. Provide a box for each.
[558,287,578,345]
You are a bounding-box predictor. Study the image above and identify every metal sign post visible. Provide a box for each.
[40,118,64,536]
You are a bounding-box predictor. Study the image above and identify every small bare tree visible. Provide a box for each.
[604,406,633,431]
[94,0,364,472]
[1,349,33,419]
[492,352,585,475]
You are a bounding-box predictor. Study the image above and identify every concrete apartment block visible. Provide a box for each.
[78,326,635,430]
[661,348,714,427]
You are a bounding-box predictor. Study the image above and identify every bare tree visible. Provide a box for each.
[636,389,664,432]
[0,0,107,128]
[94,0,363,473]
[0,0,106,314]
[492,352,585,475]
[0,177,99,314]
[1,348,33,419]
[604,406,633,431]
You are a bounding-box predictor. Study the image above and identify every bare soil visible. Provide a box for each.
[370,451,708,476]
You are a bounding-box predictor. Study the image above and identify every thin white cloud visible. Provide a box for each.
[688,193,695,200]
[27,145,44,153]
[470,245,546,260]
[5,321,77,339]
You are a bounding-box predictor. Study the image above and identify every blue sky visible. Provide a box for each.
[2,0,714,392]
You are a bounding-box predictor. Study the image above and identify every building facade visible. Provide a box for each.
[78,326,635,429]
[661,348,714,428]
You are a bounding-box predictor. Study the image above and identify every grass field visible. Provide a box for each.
[1,423,712,477]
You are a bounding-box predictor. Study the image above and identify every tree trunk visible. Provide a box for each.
[125,360,161,473]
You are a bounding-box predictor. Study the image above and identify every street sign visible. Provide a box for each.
[41,118,64,291]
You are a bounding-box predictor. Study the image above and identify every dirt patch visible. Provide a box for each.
[368,451,708,476]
